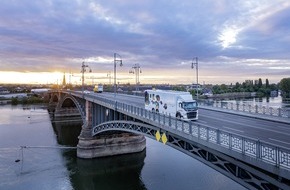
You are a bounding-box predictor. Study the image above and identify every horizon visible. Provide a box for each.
[0,74,281,87]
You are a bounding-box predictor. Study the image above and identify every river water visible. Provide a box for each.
[215,95,290,109]
[0,104,247,190]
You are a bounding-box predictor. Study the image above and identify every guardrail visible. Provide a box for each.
[116,102,290,170]
[66,91,290,171]
[199,100,290,118]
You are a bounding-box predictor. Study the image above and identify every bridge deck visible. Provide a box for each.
[93,92,290,149]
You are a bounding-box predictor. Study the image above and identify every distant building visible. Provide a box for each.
[31,88,50,94]
[15,87,23,92]
[202,88,213,97]
[270,90,278,97]
[117,88,123,92]
[188,83,202,91]
[0,86,10,94]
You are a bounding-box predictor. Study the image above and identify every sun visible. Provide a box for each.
[218,28,238,48]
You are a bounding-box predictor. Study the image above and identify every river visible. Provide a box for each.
[214,95,290,109]
[0,104,247,190]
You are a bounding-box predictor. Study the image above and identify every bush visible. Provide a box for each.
[11,97,18,105]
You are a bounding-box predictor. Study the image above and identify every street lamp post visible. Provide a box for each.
[107,72,111,85]
[114,53,123,97]
[81,61,92,94]
[129,63,142,92]
[191,57,199,100]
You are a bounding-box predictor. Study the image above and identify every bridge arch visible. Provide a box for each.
[56,94,85,122]
[62,98,77,108]
[92,120,159,138]
[52,94,58,102]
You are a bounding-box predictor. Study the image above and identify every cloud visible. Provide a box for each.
[0,0,289,84]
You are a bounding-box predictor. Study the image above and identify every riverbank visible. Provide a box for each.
[0,93,48,105]
[0,100,11,105]
[206,92,256,99]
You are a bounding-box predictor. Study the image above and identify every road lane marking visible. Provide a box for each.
[198,120,207,124]
[268,138,290,146]
[200,114,290,137]
[222,126,244,133]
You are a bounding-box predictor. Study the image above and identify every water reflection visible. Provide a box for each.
[62,150,147,190]
[51,120,82,146]
[203,95,290,109]
[51,118,147,190]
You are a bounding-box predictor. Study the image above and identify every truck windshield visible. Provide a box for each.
[182,102,197,109]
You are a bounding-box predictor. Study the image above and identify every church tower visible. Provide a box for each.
[62,73,66,86]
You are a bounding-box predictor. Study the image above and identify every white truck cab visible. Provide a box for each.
[145,89,198,120]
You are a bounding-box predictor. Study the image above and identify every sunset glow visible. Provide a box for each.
[0,1,289,85]
[0,71,64,85]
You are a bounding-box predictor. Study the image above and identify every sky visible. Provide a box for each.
[0,0,289,85]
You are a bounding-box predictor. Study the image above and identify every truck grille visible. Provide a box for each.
[187,111,197,119]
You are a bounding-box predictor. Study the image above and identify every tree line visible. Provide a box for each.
[211,78,277,96]
[280,78,290,98]
[212,78,290,98]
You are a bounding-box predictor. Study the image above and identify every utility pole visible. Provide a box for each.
[81,61,92,94]
[191,57,199,100]
[113,53,123,97]
[129,63,142,91]
[107,72,112,85]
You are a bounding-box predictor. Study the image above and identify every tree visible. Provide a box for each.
[258,78,262,88]
[212,85,221,94]
[172,86,186,91]
[280,78,290,97]
[11,97,18,105]
[265,79,269,88]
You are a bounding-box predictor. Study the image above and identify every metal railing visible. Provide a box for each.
[68,91,290,171]
[199,100,290,118]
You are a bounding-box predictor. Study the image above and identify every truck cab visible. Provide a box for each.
[177,99,198,120]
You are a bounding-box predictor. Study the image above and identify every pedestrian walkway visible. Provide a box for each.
[199,105,290,125]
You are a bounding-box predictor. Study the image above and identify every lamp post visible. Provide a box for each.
[129,63,142,92]
[107,72,112,85]
[114,53,123,97]
[81,61,92,94]
[191,57,199,100]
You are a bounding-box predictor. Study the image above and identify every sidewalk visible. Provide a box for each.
[199,105,290,125]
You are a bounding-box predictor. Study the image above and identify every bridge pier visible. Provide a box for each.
[77,100,146,159]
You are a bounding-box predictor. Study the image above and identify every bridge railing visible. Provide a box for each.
[69,91,290,171]
[115,101,290,171]
[199,100,290,118]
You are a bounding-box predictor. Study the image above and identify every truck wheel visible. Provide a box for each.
[152,108,155,112]
[176,113,181,119]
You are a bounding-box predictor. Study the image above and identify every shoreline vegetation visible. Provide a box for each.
[11,96,48,105]
[0,95,48,105]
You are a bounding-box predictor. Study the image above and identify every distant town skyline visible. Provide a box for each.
[0,0,289,84]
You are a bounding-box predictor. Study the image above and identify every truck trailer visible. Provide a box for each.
[144,89,198,120]
[93,84,103,93]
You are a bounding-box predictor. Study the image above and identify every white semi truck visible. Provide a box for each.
[93,84,103,93]
[144,89,198,120]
